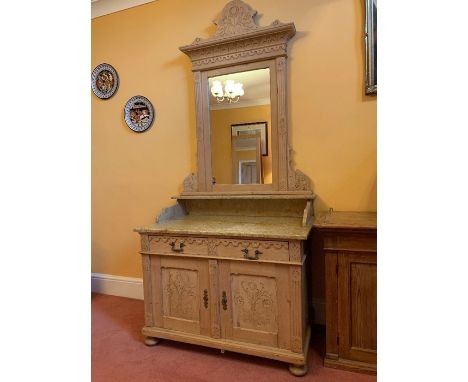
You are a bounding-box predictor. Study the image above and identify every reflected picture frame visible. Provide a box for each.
[231,122,268,156]
[365,0,377,95]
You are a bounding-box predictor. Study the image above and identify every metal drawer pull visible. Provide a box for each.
[221,291,227,310]
[203,289,208,308]
[241,248,261,260]
[169,242,185,253]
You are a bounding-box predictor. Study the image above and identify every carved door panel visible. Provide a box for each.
[218,261,291,349]
[338,252,377,364]
[152,256,211,336]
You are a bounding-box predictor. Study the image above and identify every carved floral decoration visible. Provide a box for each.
[165,271,197,319]
[214,0,258,37]
[234,280,275,328]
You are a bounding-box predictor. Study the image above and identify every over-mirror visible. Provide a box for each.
[209,68,272,185]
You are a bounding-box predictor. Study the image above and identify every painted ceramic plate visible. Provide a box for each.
[124,96,155,133]
[91,63,119,99]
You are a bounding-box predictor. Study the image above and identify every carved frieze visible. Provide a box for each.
[209,239,288,256]
[149,236,208,246]
[189,35,290,71]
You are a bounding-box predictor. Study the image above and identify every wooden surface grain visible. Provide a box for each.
[314,211,376,230]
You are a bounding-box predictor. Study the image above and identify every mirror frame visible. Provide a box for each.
[180,0,310,193]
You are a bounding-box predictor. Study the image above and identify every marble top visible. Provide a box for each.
[135,215,313,240]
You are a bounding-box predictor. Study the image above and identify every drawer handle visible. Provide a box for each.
[203,289,208,309]
[242,248,261,260]
[221,291,227,310]
[169,242,185,253]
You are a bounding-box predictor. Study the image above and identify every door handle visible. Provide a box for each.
[242,248,261,260]
[203,289,208,309]
[221,291,227,310]
[169,242,185,253]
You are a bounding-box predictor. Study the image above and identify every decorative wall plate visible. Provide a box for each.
[91,63,119,99]
[124,96,155,132]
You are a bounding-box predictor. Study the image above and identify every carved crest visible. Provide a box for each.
[180,1,295,72]
[183,173,198,192]
[214,0,258,37]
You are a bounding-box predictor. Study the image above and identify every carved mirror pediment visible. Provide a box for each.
[180,0,310,194]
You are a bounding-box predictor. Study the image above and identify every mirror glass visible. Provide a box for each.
[209,68,272,185]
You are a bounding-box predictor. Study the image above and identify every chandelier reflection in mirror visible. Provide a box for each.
[211,79,245,103]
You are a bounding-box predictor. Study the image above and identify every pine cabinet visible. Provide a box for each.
[137,231,311,376]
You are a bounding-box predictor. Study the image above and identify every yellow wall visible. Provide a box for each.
[92,0,376,277]
[211,104,272,184]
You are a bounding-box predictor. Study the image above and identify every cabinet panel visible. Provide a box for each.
[218,261,291,349]
[152,256,211,336]
[231,274,278,334]
[338,253,377,365]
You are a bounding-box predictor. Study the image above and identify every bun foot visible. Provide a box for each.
[144,336,160,346]
[289,364,308,377]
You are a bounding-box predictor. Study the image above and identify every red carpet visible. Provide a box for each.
[92,293,376,382]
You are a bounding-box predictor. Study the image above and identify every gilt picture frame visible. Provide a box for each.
[365,0,377,95]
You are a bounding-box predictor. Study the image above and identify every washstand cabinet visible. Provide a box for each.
[136,196,314,376]
[314,211,377,374]
[135,1,316,376]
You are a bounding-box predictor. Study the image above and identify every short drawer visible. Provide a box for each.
[148,236,209,256]
[323,232,376,252]
[212,239,289,262]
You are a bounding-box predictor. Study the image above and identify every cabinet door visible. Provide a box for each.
[218,261,291,349]
[338,252,377,364]
[151,256,211,336]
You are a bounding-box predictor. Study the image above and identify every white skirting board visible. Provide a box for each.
[91,273,144,300]
[91,273,325,325]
